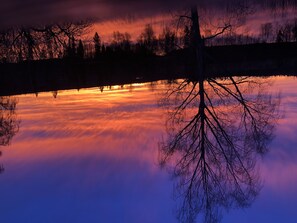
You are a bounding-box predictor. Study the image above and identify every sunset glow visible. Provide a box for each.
[1,1,297,222]
[1,77,297,222]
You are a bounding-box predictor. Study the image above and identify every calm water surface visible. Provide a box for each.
[0,77,297,223]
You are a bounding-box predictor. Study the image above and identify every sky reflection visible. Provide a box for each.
[221,76,297,223]
[0,83,176,223]
[0,78,297,222]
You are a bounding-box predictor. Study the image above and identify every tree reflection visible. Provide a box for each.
[159,76,279,223]
[0,96,19,173]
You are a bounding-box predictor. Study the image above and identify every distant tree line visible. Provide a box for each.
[86,24,180,59]
[260,19,297,43]
[0,21,91,63]
[0,22,195,63]
[1,17,297,63]
[205,18,297,46]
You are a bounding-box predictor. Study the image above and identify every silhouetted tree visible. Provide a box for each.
[159,27,178,54]
[71,36,76,56]
[77,39,84,59]
[183,25,192,48]
[64,35,76,58]
[0,21,91,62]
[176,2,258,48]
[260,23,273,43]
[0,97,19,146]
[159,76,279,223]
[101,44,106,54]
[17,50,23,62]
[82,42,93,59]
[45,31,54,59]
[276,30,284,43]
[39,47,47,60]
[111,31,132,53]
[23,29,35,60]
[93,32,101,58]
[292,20,297,41]
[137,24,157,55]
[283,23,293,42]
[272,19,297,43]
[0,97,20,174]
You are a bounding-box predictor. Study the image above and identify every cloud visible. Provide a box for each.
[0,0,193,28]
[0,0,296,30]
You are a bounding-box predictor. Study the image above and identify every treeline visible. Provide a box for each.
[0,22,187,63]
[206,18,297,46]
[42,19,297,61]
[63,24,183,60]
[0,21,91,63]
[1,18,297,63]
[260,19,297,43]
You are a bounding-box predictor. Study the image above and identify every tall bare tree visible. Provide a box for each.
[159,76,279,223]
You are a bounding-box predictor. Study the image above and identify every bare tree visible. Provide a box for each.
[260,23,273,43]
[0,96,19,174]
[176,2,254,48]
[159,26,178,54]
[77,39,85,59]
[93,32,101,59]
[137,24,158,55]
[159,76,279,223]
[111,31,132,53]
[292,19,297,41]
[0,20,92,62]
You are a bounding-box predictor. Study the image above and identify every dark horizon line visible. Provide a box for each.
[1,41,297,97]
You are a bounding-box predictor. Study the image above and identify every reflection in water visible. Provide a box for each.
[159,77,280,223]
[0,97,19,173]
[52,91,58,98]
[0,151,3,173]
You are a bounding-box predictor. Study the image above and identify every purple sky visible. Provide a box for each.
[0,0,192,28]
[0,0,296,29]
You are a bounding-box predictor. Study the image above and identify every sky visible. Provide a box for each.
[1,0,296,29]
[1,0,297,43]
[0,0,194,28]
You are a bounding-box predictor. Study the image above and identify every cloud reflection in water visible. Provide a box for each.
[0,78,297,222]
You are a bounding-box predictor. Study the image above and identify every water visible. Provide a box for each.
[0,77,297,223]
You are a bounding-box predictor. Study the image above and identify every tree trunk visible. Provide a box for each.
[191,5,204,81]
